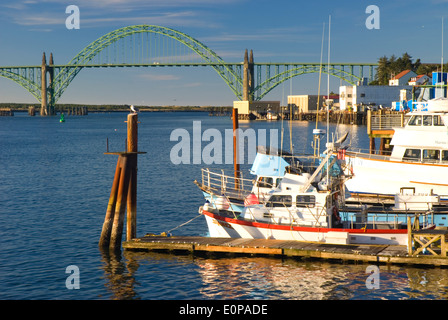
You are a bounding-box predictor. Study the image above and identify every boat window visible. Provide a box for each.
[423,115,432,126]
[296,195,316,208]
[275,178,281,187]
[403,148,421,162]
[422,149,440,163]
[267,195,292,208]
[257,177,274,188]
[407,115,422,126]
[433,115,445,126]
[442,151,448,163]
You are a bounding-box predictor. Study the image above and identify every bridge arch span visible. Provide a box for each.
[255,65,362,101]
[53,25,240,103]
[0,68,41,102]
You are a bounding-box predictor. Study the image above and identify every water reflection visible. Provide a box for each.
[100,249,448,300]
[99,248,140,300]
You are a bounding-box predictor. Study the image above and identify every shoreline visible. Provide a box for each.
[0,103,232,113]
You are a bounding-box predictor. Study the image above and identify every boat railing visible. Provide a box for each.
[200,168,255,198]
[345,210,434,230]
[344,148,390,160]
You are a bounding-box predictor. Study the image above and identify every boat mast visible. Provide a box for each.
[326,15,331,187]
[314,22,325,159]
[442,17,445,97]
[289,76,294,164]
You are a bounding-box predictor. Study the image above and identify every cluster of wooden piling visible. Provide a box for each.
[63,106,88,116]
[231,110,368,125]
[26,105,88,116]
[99,113,146,250]
[28,106,36,116]
[0,108,14,116]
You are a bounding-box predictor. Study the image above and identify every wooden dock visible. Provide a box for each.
[123,235,448,267]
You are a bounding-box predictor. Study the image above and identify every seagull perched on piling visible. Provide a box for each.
[130,105,139,114]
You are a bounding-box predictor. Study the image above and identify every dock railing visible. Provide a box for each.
[408,215,448,257]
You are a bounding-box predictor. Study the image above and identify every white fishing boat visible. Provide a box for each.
[344,97,448,202]
[199,140,434,245]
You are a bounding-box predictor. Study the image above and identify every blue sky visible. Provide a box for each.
[0,0,448,106]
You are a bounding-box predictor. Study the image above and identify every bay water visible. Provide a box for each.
[1,112,448,300]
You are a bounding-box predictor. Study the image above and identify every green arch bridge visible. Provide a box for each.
[0,25,377,115]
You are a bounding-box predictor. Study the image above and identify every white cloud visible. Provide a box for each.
[1,0,229,28]
[200,26,318,43]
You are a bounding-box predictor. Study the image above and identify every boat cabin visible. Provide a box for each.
[389,105,448,163]
[240,173,343,228]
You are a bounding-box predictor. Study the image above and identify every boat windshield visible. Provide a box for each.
[408,114,445,126]
[408,115,422,126]
[257,177,280,188]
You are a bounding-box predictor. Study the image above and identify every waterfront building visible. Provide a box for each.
[287,95,324,113]
[339,84,412,111]
[233,100,281,118]
[389,70,417,86]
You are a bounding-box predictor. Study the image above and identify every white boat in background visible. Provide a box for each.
[266,108,278,120]
[344,97,448,202]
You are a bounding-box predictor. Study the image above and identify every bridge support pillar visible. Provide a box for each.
[40,52,55,116]
[48,53,55,115]
[40,52,47,116]
[242,49,254,101]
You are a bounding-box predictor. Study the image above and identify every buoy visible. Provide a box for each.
[244,193,259,206]
[215,196,230,210]
[203,202,212,212]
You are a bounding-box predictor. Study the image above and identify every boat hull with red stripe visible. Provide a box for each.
[202,209,409,246]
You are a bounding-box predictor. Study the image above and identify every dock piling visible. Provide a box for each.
[99,113,145,250]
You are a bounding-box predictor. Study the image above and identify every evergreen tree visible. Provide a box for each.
[371,52,423,85]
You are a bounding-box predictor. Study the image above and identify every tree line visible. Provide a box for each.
[371,52,448,85]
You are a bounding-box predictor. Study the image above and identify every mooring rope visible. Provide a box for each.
[166,213,203,234]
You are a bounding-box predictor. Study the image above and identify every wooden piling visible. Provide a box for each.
[98,161,122,248]
[126,114,138,241]
[369,137,376,154]
[99,113,145,250]
[109,155,131,249]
